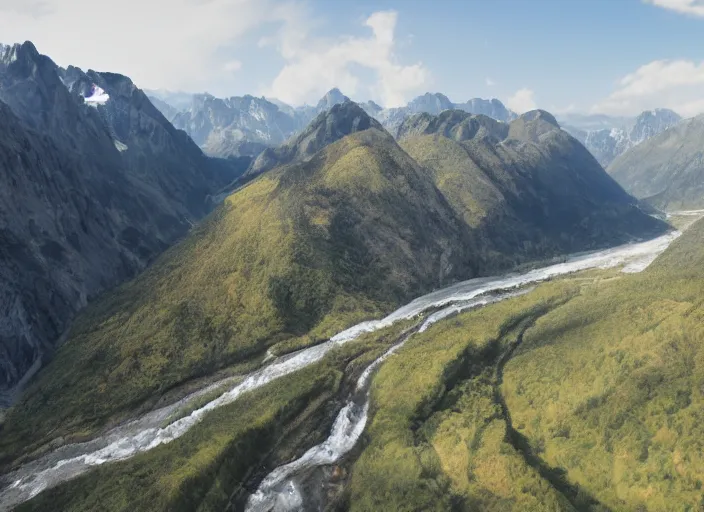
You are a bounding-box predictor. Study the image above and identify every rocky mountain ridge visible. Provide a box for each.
[149,88,518,158]
[0,41,243,395]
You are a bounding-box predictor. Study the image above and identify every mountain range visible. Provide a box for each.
[152,87,681,174]
[1,90,665,477]
[148,88,518,159]
[2,37,703,512]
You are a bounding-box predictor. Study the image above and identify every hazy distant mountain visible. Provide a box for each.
[608,114,704,210]
[561,109,681,167]
[557,113,632,132]
[360,100,383,117]
[143,88,196,111]
[167,93,307,158]
[376,92,517,134]
[149,88,354,158]
[150,89,518,158]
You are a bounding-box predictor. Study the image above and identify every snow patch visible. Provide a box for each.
[84,84,109,106]
[114,140,128,152]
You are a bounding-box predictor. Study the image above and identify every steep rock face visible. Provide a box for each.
[608,114,704,210]
[562,109,681,167]
[315,88,349,113]
[0,42,240,393]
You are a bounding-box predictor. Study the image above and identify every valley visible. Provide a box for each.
[3,5,704,509]
[0,225,686,510]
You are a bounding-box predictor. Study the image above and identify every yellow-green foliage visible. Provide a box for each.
[2,128,472,465]
[16,318,414,512]
[502,219,704,511]
[17,361,340,512]
[401,135,503,228]
[347,283,578,511]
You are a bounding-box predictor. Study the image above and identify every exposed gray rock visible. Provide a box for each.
[396,110,509,141]
[150,89,518,159]
[0,41,243,394]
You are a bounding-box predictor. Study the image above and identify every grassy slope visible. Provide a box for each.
[0,128,472,465]
[17,322,413,512]
[347,215,704,511]
[502,218,704,511]
[401,127,666,273]
[347,282,583,511]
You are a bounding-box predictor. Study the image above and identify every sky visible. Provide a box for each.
[2,0,704,116]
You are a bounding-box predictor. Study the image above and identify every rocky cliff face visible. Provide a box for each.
[0,41,242,396]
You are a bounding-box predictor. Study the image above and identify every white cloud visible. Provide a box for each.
[549,103,578,115]
[0,1,428,106]
[262,10,431,107]
[506,88,537,114]
[644,0,704,17]
[0,0,52,17]
[223,60,243,73]
[485,77,495,87]
[592,59,704,117]
[0,0,301,95]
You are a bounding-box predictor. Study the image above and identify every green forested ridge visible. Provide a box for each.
[346,218,704,511]
[346,281,584,511]
[0,125,474,465]
[400,109,665,268]
[0,105,675,510]
[502,217,704,511]
[16,320,415,512]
